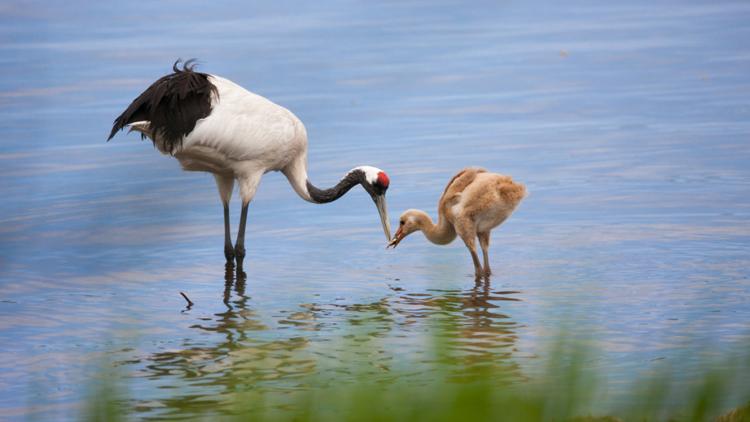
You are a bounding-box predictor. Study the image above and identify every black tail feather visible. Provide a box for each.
[107,59,218,154]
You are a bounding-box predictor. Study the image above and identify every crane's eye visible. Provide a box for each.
[399,220,405,226]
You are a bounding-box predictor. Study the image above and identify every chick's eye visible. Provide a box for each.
[399,220,404,226]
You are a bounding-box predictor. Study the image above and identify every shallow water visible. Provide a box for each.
[1,0,750,419]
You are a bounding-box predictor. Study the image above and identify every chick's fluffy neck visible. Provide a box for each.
[411,210,456,245]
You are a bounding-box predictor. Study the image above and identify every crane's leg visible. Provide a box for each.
[215,175,235,263]
[235,201,249,270]
[235,171,263,270]
[455,221,483,279]
[478,231,491,277]
[223,203,233,262]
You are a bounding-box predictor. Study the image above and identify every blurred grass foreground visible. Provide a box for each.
[81,317,750,422]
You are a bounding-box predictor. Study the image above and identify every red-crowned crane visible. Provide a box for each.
[108,60,392,269]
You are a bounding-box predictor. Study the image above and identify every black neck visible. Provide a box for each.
[306,170,364,204]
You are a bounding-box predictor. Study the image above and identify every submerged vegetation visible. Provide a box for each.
[81,314,750,422]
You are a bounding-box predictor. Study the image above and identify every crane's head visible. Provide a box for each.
[387,209,423,248]
[356,166,392,241]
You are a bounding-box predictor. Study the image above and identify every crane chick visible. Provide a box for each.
[388,168,526,279]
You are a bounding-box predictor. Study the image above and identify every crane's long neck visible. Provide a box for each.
[283,155,362,204]
[414,210,456,245]
[306,172,362,203]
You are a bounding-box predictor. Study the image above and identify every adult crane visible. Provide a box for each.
[108,60,392,269]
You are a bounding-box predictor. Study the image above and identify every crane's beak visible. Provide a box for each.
[387,227,404,249]
[373,194,392,241]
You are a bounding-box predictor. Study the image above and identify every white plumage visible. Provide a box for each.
[110,61,392,268]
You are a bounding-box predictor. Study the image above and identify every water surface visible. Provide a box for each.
[1,0,750,419]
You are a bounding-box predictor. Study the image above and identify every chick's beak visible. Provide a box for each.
[387,227,404,249]
[374,194,391,241]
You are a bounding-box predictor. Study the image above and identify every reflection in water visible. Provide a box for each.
[391,280,523,382]
[133,265,314,416]
[2,1,749,418]
[127,269,523,417]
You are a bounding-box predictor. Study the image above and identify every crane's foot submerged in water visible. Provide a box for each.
[234,245,246,270]
[224,245,235,263]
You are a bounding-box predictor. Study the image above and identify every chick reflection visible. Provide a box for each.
[457,280,522,371]
[332,278,524,382]
[400,279,522,380]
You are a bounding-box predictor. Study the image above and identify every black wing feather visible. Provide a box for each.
[107,59,218,154]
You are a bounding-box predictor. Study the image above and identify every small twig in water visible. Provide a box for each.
[180,292,194,308]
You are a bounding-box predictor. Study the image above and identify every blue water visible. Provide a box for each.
[1,0,750,419]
